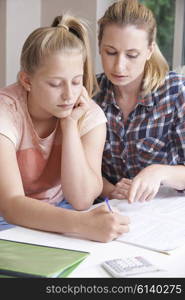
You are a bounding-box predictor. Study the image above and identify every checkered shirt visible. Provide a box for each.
[93,72,185,184]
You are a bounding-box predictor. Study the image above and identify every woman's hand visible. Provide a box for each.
[109,178,132,200]
[128,164,164,203]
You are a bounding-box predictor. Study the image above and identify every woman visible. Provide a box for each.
[0,13,129,242]
[94,0,185,203]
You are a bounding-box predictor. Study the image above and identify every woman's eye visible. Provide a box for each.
[72,81,81,86]
[106,51,117,56]
[127,54,138,59]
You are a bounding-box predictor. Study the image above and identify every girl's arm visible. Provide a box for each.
[60,119,106,210]
[60,87,106,210]
[0,134,130,241]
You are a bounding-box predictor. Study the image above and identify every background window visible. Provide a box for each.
[141,0,175,69]
[183,3,185,65]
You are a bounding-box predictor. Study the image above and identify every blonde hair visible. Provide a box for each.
[98,0,169,96]
[20,13,97,97]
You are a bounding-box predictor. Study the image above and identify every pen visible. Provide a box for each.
[104,197,113,213]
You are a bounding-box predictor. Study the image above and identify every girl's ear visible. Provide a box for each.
[19,71,32,92]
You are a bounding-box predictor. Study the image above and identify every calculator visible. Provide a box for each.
[102,256,159,277]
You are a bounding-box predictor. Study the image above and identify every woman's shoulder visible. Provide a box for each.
[94,73,112,105]
[164,71,185,89]
[154,71,185,100]
[96,73,110,89]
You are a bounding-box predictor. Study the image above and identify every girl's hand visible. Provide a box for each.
[80,204,130,242]
[70,86,90,122]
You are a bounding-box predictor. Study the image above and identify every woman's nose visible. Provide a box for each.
[114,54,126,73]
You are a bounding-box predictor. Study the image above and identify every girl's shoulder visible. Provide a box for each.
[78,99,107,137]
[86,99,107,119]
[0,82,27,111]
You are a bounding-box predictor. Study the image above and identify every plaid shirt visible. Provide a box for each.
[93,72,185,184]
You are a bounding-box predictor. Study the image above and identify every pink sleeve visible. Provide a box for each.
[79,100,107,137]
[0,96,21,148]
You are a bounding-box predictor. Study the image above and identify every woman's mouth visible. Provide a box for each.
[111,73,128,79]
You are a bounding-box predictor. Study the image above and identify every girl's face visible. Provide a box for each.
[25,52,84,120]
[99,24,154,88]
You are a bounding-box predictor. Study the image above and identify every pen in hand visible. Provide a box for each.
[104,197,113,213]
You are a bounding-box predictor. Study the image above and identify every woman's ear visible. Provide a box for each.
[19,71,32,92]
[147,41,155,60]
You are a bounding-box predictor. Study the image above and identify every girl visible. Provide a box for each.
[0,14,129,242]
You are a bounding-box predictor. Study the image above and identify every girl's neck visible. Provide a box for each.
[27,93,57,138]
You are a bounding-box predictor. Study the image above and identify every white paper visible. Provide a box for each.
[110,187,185,253]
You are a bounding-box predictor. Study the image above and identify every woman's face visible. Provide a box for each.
[99,24,154,87]
[25,52,84,120]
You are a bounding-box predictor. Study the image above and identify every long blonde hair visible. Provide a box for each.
[98,0,169,96]
[20,13,97,97]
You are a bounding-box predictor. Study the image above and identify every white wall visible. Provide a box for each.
[96,0,114,73]
[41,0,97,73]
[0,0,6,87]
[0,0,41,87]
[0,0,114,87]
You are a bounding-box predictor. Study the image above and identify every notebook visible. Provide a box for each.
[0,239,89,277]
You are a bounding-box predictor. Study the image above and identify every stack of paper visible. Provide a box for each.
[110,187,185,254]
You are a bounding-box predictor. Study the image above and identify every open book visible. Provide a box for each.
[110,187,185,254]
[0,239,89,277]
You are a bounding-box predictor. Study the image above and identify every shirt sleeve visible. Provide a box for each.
[0,95,21,148]
[174,82,185,165]
[79,99,107,137]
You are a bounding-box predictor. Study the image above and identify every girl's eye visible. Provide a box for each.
[48,82,61,87]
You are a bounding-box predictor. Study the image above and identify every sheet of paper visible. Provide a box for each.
[111,187,185,253]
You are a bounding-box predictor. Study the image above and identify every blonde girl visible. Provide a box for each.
[0,13,129,242]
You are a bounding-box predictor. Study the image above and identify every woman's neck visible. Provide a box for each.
[114,73,143,103]
[113,75,143,122]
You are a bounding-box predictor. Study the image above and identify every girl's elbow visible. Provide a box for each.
[72,200,91,211]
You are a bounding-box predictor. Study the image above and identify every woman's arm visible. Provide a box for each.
[101,177,115,197]
[128,164,185,203]
[101,177,132,200]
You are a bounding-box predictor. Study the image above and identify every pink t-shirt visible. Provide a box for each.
[0,83,106,205]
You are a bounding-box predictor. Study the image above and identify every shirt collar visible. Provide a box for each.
[100,74,155,110]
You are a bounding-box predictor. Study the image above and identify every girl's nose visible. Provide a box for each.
[62,83,73,102]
